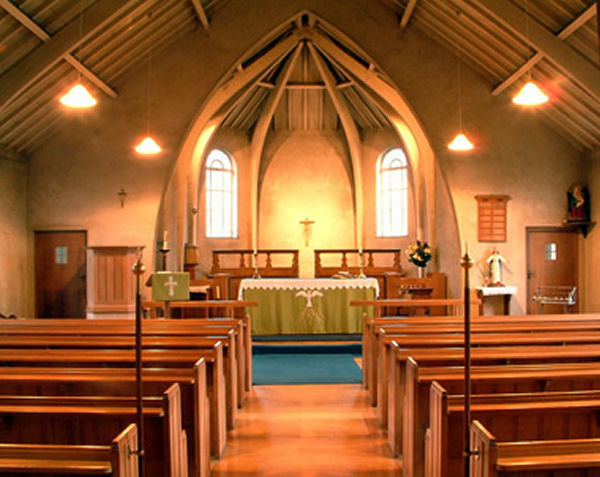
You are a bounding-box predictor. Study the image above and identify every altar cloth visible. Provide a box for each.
[239,278,379,335]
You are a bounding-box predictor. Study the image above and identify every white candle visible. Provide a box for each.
[163,230,168,249]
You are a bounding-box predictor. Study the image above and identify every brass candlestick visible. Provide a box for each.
[358,250,366,278]
[252,251,261,279]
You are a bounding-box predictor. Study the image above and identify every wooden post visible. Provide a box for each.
[461,248,473,477]
[132,248,146,475]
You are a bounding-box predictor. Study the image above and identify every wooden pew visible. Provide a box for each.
[0,384,185,477]
[0,361,214,475]
[0,316,249,401]
[356,300,481,390]
[374,319,600,424]
[373,325,600,413]
[0,423,138,477]
[470,420,600,477]
[388,342,600,456]
[403,359,600,477]
[0,331,235,434]
[364,313,600,402]
[429,383,600,477]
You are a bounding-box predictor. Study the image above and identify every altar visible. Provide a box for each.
[238,278,379,335]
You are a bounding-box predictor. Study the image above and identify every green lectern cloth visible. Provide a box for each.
[239,278,378,335]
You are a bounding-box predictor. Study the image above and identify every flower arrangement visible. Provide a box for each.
[406,240,432,268]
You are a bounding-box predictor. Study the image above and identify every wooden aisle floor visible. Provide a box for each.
[211,384,402,476]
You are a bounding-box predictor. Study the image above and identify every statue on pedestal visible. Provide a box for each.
[486,249,506,286]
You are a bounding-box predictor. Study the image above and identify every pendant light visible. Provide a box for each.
[448,46,474,152]
[135,51,162,155]
[512,0,548,106]
[59,0,96,108]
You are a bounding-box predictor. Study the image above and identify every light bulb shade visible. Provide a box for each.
[59,84,97,108]
[512,81,548,106]
[448,133,474,151]
[135,136,162,155]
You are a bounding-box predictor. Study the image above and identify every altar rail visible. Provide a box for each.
[211,249,299,300]
[314,249,402,298]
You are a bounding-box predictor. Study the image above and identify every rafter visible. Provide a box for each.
[400,0,418,29]
[0,0,137,110]
[492,4,597,96]
[189,0,210,30]
[0,145,26,163]
[454,0,600,102]
[0,0,118,99]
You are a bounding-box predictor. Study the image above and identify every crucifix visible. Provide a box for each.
[299,217,315,247]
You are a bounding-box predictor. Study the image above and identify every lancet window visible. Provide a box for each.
[205,149,238,238]
[377,148,408,237]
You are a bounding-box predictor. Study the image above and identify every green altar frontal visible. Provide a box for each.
[238,278,378,335]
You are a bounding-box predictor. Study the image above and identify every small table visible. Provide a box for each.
[239,278,379,334]
[476,286,517,315]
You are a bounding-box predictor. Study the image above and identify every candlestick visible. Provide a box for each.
[358,249,366,278]
[252,250,261,279]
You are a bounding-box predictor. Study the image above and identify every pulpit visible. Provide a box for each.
[86,246,142,319]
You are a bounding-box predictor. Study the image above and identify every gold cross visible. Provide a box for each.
[299,217,315,247]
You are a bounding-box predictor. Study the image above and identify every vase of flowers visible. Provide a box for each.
[406,240,432,277]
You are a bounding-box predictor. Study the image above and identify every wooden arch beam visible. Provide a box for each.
[310,28,436,245]
[249,43,303,252]
[307,41,364,250]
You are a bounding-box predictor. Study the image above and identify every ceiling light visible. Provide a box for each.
[135,137,162,155]
[59,1,97,109]
[448,43,474,152]
[134,51,161,156]
[59,83,97,108]
[512,81,549,106]
[511,0,548,107]
[448,133,474,151]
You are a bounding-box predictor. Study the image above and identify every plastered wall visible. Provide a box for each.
[583,153,600,312]
[16,0,591,314]
[0,158,27,316]
[259,131,354,277]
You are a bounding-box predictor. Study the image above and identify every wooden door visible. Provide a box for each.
[526,227,578,314]
[35,231,87,318]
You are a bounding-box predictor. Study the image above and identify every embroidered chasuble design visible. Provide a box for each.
[295,289,324,327]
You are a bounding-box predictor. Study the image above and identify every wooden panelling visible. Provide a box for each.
[86,246,142,318]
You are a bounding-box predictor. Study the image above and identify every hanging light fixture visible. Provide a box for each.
[512,0,548,106]
[134,51,162,156]
[59,83,97,108]
[448,45,474,152]
[59,1,97,108]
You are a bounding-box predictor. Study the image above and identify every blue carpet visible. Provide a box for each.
[252,344,362,385]
[253,334,361,342]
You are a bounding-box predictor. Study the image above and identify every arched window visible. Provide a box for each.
[377,148,408,237]
[205,149,237,238]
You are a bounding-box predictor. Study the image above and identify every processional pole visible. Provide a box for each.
[132,247,146,476]
[461,245,473,477]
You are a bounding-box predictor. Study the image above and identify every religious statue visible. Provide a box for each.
[486,249,506,286]
[567,184,590,222]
